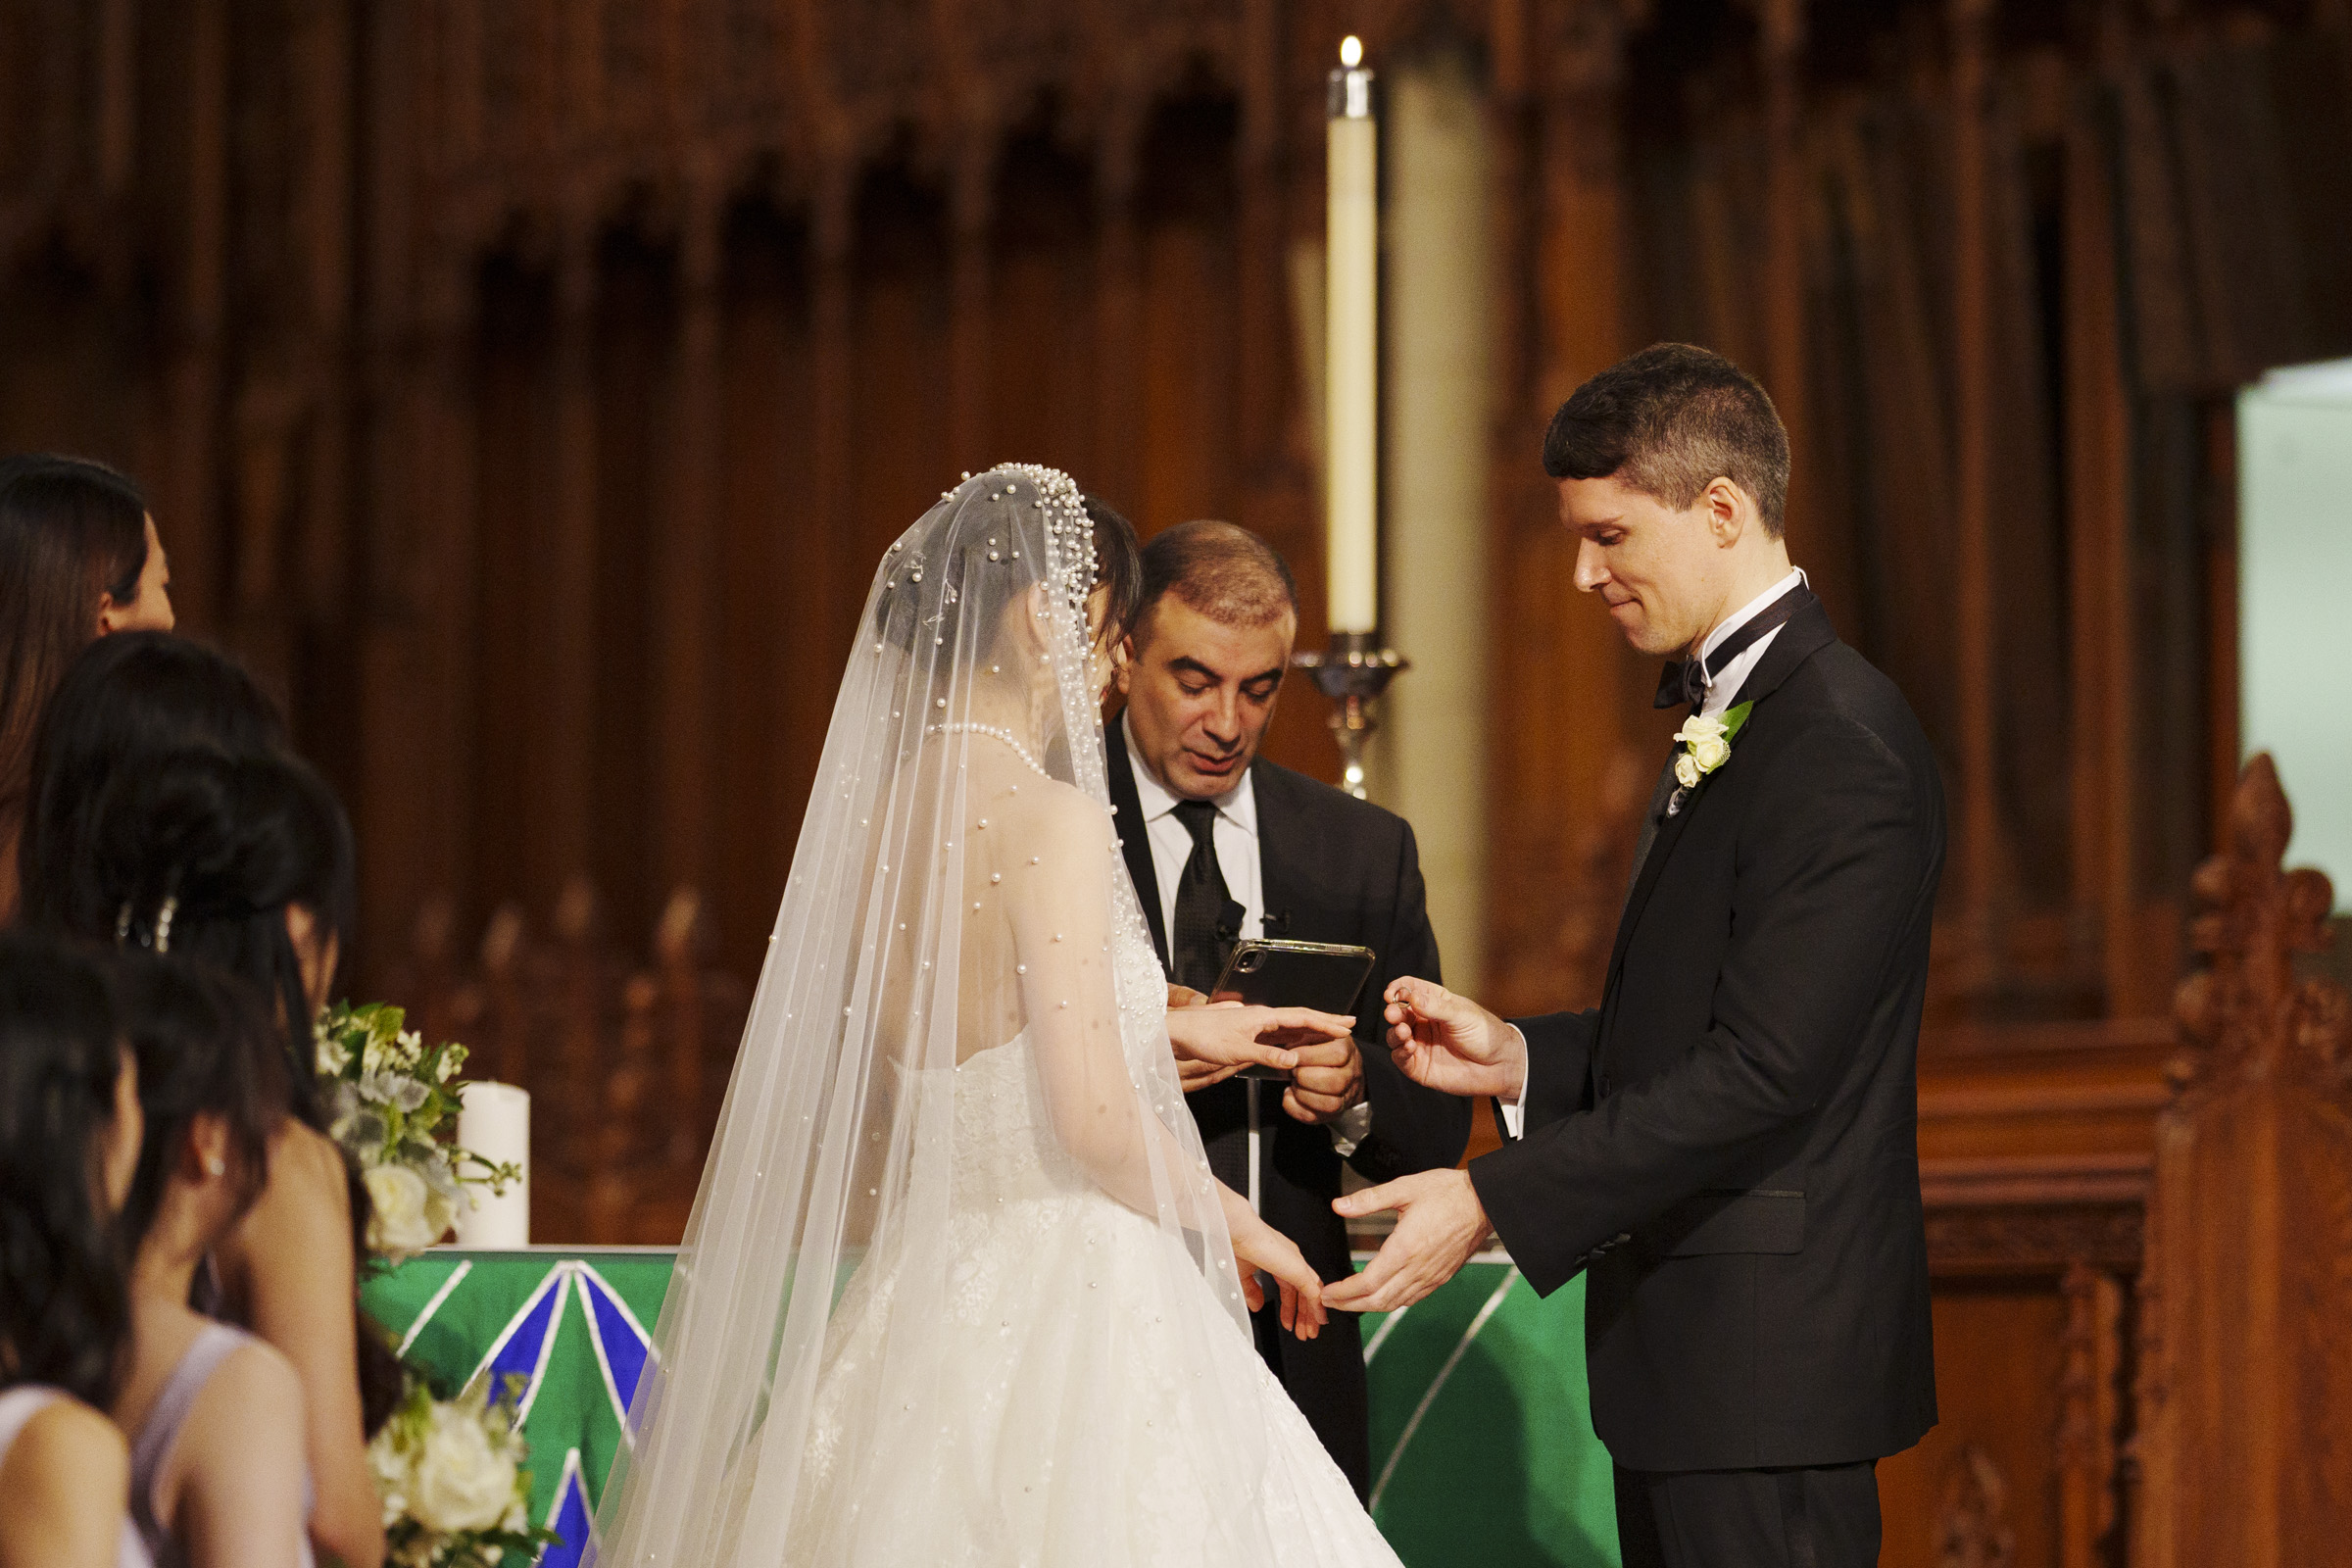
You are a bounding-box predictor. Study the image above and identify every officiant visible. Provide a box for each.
[1100,511,1471,1499]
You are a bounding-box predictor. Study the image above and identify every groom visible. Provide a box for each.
[1330,344,1943,1567]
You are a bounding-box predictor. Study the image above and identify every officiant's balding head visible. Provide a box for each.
[1116,521,1298,801]
[1544,343,1795,659]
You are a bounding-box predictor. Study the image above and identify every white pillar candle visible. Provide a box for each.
[1325,36,1380,635]
[454,1080,530,1249]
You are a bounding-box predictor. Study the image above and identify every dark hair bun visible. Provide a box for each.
[94,746,347,942]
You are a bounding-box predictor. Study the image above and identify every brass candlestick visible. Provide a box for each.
[1293,631,1406,800]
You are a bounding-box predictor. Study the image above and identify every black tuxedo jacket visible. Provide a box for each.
[1469,602,1943,1474]
[1104,726,1471,1494]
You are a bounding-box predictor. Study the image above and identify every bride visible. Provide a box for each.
[589,466,1404,1565]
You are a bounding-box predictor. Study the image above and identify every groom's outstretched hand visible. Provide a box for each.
[1325,1170,1491,1314]
[1382,977,1528,1102]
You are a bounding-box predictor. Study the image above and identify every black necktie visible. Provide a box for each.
[1653,581,1816,714]
[1169,799,1232,993]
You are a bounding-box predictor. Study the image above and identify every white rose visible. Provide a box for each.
[365,1164,442,1254]
[1674,713,1726,745]
[1674,752,1702,789]
[1691,733,1731,772]
[408,1397,520,1535]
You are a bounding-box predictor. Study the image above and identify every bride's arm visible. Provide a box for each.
[1008,790,1324,1334]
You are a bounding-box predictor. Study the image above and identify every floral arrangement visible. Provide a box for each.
[369,1373,560,1568]
[314,1003,521,1258]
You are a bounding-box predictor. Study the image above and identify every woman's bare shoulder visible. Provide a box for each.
[0,1396,129,1546]
[188,1339,306,1441]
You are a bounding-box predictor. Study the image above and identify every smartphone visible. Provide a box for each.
[1212,937,1378,1013]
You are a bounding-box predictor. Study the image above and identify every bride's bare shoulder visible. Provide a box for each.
[990,772,1114,858]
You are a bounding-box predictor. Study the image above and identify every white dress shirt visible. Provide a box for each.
[1122,714,1375,1170]
[1499,567,1808,1137]
[1122,712,1264,951]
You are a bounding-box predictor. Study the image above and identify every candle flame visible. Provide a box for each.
[1340,35,1363,69]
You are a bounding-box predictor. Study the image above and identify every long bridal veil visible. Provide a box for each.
[589,466,1273,1564]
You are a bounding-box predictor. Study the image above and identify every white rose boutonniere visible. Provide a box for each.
[1667,701,1754,814]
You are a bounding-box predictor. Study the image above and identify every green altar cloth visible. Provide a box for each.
[363,1250,1617,1567]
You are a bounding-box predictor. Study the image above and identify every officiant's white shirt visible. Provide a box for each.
[1123,710,1265,949]
[1498,566,1807,1138]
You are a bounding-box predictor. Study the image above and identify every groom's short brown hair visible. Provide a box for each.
[1542,343,1790,537]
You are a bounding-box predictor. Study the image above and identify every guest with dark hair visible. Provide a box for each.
[0,456,175,923]
[0,933,151,1568]
[80,747,353,1112]
[109,956,314,1568]
[22,745,385,1568]
[18,632,286,926]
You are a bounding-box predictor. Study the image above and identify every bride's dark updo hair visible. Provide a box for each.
[870,469,1142,662]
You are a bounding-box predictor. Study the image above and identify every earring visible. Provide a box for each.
[203,1155,226,1178]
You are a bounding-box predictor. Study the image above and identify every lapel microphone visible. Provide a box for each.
[1262,908,1292,937]
[1214,898,1248,946]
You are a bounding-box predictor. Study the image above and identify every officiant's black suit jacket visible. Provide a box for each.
[1470,601,1943,1475]
[1105,730,1471,1495]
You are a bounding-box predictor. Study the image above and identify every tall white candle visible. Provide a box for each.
[454,1080,530,1249]
[1326,36,1380,636]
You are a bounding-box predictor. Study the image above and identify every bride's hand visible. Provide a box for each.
[1221,1189,1326,1340]
[1167,1003,1354,1093]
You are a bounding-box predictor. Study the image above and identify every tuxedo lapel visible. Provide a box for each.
[1102,716,1170,968]
[1250,761,1298,940]
[1606,602,1839,979]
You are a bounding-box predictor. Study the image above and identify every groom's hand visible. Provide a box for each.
[1325,1169,1490,1313]
[1382,977,1528,1102]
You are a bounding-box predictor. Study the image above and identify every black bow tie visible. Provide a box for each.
[1653,582,1815,713]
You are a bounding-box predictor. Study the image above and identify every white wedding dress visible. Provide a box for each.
[590,466,1401,1568]
[787,930,1402,1564]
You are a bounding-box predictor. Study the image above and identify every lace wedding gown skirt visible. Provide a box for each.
[785,1031,1404,1567]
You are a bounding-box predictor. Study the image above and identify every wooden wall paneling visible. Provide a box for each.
[1844,97,1959,803]
[1947,0,2005,998]
[2131,755,2352,1568]
[1985,68,2075,931]
[1482,0,1642,1017]
[157,0,230,634]
[1880,1283,2066,1568]
[987,126,1099,484]
[1234,0,1287,489]
[947,134,996,475]
[469,250,556,937]
[2065,55,2142,1020]
[2057,1261,2125,1568]
[1135,93,1241,534]
[847,160,953,578]
[656,172,723,904]
[1756,0,1819,580]
[588,221,679,945]
[353,2,472,989]
[1091,111,1145,520]
[710,191,812,981]
[543,227,600,911]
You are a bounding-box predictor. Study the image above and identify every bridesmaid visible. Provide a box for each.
[0,456,174,924]
[0,933,152,1568]
[24,739,387,1568]
[111,956,314,1568]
